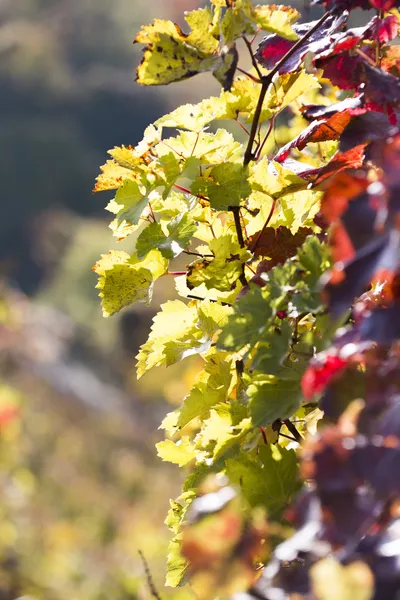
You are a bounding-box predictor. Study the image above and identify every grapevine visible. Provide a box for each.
[93,1,400,598]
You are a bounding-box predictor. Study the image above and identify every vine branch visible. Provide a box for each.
[243,9,333,166]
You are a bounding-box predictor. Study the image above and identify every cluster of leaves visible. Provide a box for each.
[94,0,400,598]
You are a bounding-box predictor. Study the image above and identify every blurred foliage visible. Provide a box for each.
[0,284,195,600]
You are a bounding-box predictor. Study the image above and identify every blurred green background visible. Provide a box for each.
[0,1,314,599]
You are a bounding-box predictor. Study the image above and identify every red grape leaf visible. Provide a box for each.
[255,13,347,74]
[313,0,400,11]
[278,145,367,186]
[275,110,353,162]
[246,226,312,262]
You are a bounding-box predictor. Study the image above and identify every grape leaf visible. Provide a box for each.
[177,353,233,428]
[313,0,400,12]
[248,374,303,427]
[191,163,251,210]
[166,534,189,587]
[137,300,232,377]
[196,401,252,461]
[275,111,353,162]
[94,126,161,192]
[93,250,162,316]
[225,445,300,513]
[136,214,197,260]
[255,13,348,75]
[217,264,293,351]
[247,226,312,263]
[156,437,196,467]
[157,129,242,163]
[135,11,219,86]
[187,234,250,292]
[251,320,295,374]
[155,96,231,132]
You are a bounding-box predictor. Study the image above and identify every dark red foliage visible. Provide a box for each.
[246,226,312,262]
[239,4,400,599]
[313,0,400,11]
[255,13,348,74]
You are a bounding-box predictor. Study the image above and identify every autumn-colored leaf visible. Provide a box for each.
[247,226,312,266]
[275,110,353,162]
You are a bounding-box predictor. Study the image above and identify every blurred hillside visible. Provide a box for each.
[0,0,201,293]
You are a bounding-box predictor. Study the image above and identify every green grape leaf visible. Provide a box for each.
[247,374,303,427]
[187,234,250,291]
[290,236,331,314]
[136,300,198,377]
[156,437,196,467]
[252,320,294,374]
[217,261,293,351]
[191,163,251,210]
[136,214,197,260]
[196,302,233,337]
[166,534,189,587]
[108,179,150,233]
[225,444,300,513]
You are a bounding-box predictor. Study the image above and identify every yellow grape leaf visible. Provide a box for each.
[93,250,167,316]
[156,129,242,164]
[166,533,189,587]
[223,71,319,125]
[195,402,252,461]
[219,1,299,45]
[94,159,137,193]
[250,157,307,198]
[135,11,219,86]
[277,71,320,112]
[184,8,220,54]
[156,96,231,132]
[253,4,300,39]
[136,300,198,377]
[187,234,250,291]
[156,437,196,467]
[137,248,168,280]
[94,125,161,193]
